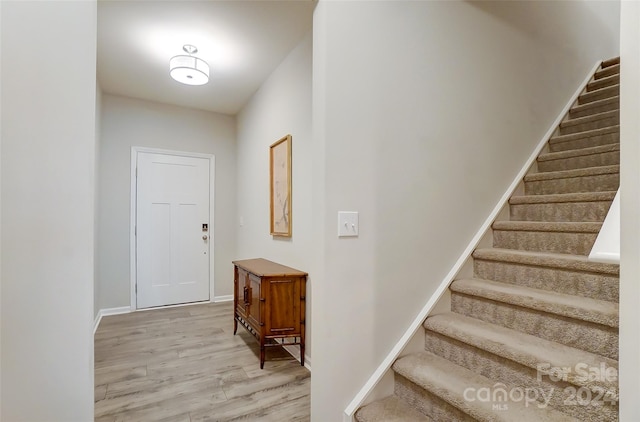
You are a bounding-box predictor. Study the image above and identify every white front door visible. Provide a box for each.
[136,151,211,309]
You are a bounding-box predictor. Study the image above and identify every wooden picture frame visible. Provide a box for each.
[270,135,292,237]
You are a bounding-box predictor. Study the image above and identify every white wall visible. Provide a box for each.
[0,1,96,420]
[98,95,237,309]
[619,2,640,419]
[0,0,3,415]
[236,32,313,362]
[95,85,103,319]
[311,1,620,420]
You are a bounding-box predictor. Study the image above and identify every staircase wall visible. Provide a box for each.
[311,1,620,421]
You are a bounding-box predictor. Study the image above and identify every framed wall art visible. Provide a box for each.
[270,135,292,237]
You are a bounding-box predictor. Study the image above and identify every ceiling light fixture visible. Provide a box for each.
[169,44,209,86]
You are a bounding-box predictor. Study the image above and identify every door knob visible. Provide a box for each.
[202,235,208,240]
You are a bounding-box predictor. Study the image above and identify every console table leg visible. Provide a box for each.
[300,342,305,366]
[260,345,265,369]
[233,317,238,335]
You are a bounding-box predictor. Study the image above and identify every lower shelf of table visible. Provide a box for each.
[234,314,305,369]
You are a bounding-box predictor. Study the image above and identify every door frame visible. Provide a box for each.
[130,146,216,310]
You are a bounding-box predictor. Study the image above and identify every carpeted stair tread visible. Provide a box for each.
[594,63,619,80]
[601,57,620,68]
[451,278,618,328]
[572,95,619,111]
[492,221,600,255]
[549,125,620,150]
[472,248,619,275]
[558,110,618,135]
[510,191,616,205]
[393,351,580,422]
[492,220,601,233]
[423,313,618,395]
[473,248,619,302]
[524,167,619,196]
[577,84,618,104]
[538,143,619,163]
[508,191,616,222]
[524,164,619,182]
[586,73,619,91]
[549,125,619,146]
[569,96,618,119]
[560,110,618,130]
[355,396,434,422]
[536,142,619,173]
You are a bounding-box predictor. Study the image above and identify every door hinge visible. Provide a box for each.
[135,167,138,178]
[135,225,137,236]
[135,284,137,294]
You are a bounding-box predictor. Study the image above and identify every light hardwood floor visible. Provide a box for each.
[95,301,310,421]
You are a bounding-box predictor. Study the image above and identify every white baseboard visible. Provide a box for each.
[281,343,312,372]
[93,306,131,334]
[213,295,233,302]
[342,60,603,420]
[93,313,101,335]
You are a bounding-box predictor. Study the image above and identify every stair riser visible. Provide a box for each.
[493,230,597,255]
[451,293,618,360]
[524,173,619,195]
[569,99,618,119]
[394,374,475,422]
[602,57,620,68]
[595,64,620,80]
[473,258,619,302]
[578,86,619,104]
[510,201,613,223]
[537,151,619,172]
[424,331,619,422]
[587,75,619,92]
[549,132,619,153]
[559,115,619,136]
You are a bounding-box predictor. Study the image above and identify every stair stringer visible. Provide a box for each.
[342,60,603,422]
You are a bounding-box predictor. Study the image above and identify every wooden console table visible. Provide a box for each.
[232,258,307,369]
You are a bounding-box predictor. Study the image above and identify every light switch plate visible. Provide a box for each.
[338,211,359,237]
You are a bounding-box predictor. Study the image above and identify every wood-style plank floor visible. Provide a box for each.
[94,301,310,421]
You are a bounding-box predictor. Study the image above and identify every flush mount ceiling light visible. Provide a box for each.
[169,44,209,86]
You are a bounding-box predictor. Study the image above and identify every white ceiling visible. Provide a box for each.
[97,0,315,115]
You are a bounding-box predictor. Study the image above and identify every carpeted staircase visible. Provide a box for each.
[356,57,620,422]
